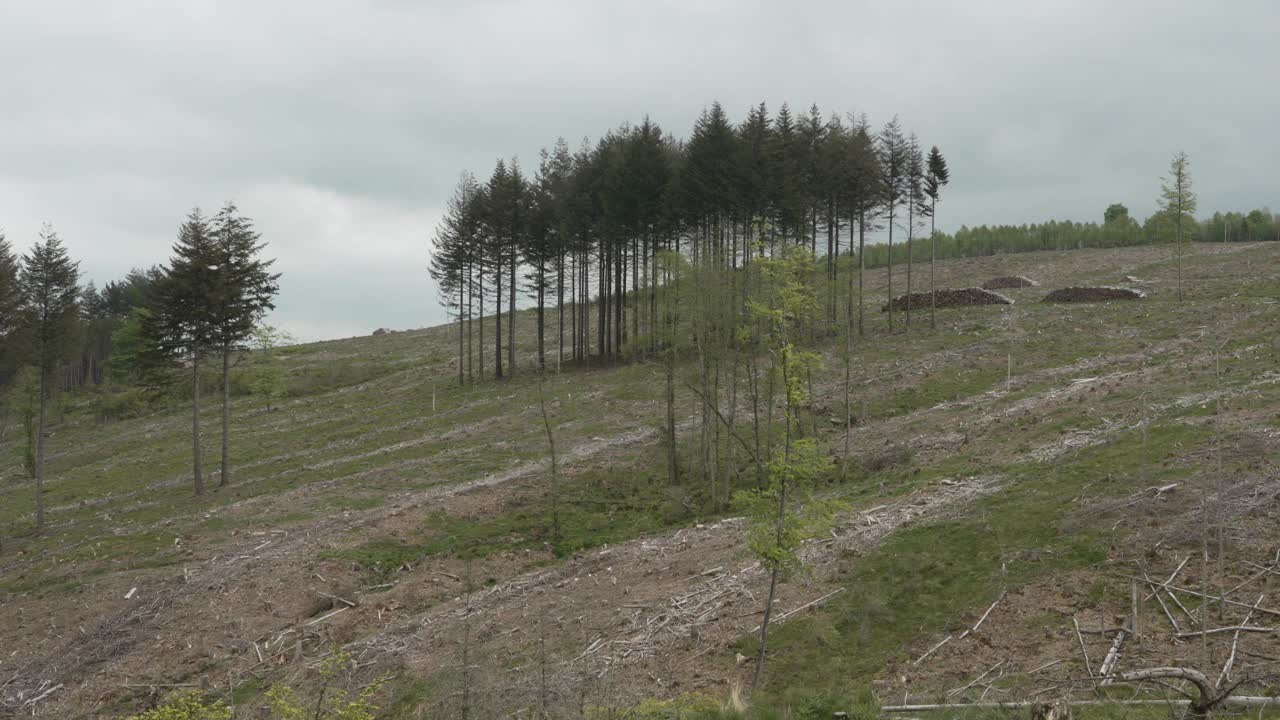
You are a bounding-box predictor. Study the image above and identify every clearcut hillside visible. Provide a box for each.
[2,241,1279,718]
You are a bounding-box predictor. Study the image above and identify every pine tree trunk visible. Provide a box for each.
[35,363,47,529]
[508,248,516,374]
[557,254,565,371]
[466,265,474,383]
[495,260,503,379]
[220,346,231,487]
[930,198,937,330]
[906,201,914,328]
[192,352,203,496]
[858,211,866,337]
[887,205,895,330]
[666,352,678,486]
[458,284,465,385]
[537,266,545,371]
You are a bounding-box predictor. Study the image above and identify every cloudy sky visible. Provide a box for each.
[2,1,1275,341]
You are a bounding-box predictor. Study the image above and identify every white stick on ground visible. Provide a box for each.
[913,635,953,666]
[971,590,1006,634]
[1218,593,1265,687]
[1073,617,1094,681]
[1098,629,1128,684]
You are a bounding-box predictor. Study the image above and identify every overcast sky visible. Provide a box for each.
[2,1,1276,341]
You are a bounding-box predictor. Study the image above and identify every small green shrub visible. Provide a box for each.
[124,693,231,720]
[93,387,149,424]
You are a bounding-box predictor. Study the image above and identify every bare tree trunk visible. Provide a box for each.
[509,248,516,374]
[858,211,866,337]
[753,358,793,690]
[930,197,937,330]
[537,266,545,371]
[220,346,231,487]
[538,377,561,540]
[667,351,679,486]
[496,260,504,379]
[906,199,914,328]
[192,352,203,496]
[35,364,47,529]
[887,205,896,330]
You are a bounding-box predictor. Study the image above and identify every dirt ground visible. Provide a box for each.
[3,242,1278,717]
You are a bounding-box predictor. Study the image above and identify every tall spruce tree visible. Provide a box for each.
[483,161,517,378]
[18,226,81,529]
[0,233,21,354]
[924,146,950,330]
[847,115,882,337]
[144,210,219,495]
[210,203,280,488]
[877,117,909,330]
[904,135,925,327]
[430,173,482,384]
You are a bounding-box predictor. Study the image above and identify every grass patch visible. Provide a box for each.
[746,421,1209,697]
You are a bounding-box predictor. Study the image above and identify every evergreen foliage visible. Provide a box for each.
[17,225,81,528]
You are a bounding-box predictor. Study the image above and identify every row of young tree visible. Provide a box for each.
[0,204,279,530]
[428,101,952,384]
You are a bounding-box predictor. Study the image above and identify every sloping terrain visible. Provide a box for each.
[2,241,1278,717]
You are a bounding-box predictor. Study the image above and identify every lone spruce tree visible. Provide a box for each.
[877,117,908,330]
[736,246,836,691]
[18,226,80,529]
[144,210,219,495]
[1158,151,1197,301]
[210,203,279,488]
[923,146,950,329]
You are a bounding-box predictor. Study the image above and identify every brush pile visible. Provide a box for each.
[881,288,1014,313]
[1042,286,1146,303]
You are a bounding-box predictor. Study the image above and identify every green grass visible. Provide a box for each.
[2,241,1278,714]
[745,421,1210,698]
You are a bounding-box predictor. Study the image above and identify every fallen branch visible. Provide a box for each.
[1098,629,1128,683]
[1028,659,1062,675]
[970,590,1006,635]
[1137,577,1280,619]
[316,591,357,608]
[19,683,63,709]
[1145,556,1190,601]
[1144,568,1182,634]
[947,660,1005,698]
[1073,617,1094,681]
[1113,667,1216,714]
[882,697,1280,713]
[304,606,349,627]
[1175,626,1275,639]
[912,635,953,666]
[749,587,844,633]
[1218,594,1264,687]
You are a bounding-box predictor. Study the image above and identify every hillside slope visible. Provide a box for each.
[2,241,1278,717]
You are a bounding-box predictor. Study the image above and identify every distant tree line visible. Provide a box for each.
[429,101,1276,382]
[0,204,279,530]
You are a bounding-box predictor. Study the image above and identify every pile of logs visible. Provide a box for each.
[1042,286,1146,303]
[881,288,1014,313]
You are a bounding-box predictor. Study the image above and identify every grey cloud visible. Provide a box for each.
[1,0,1276,339]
